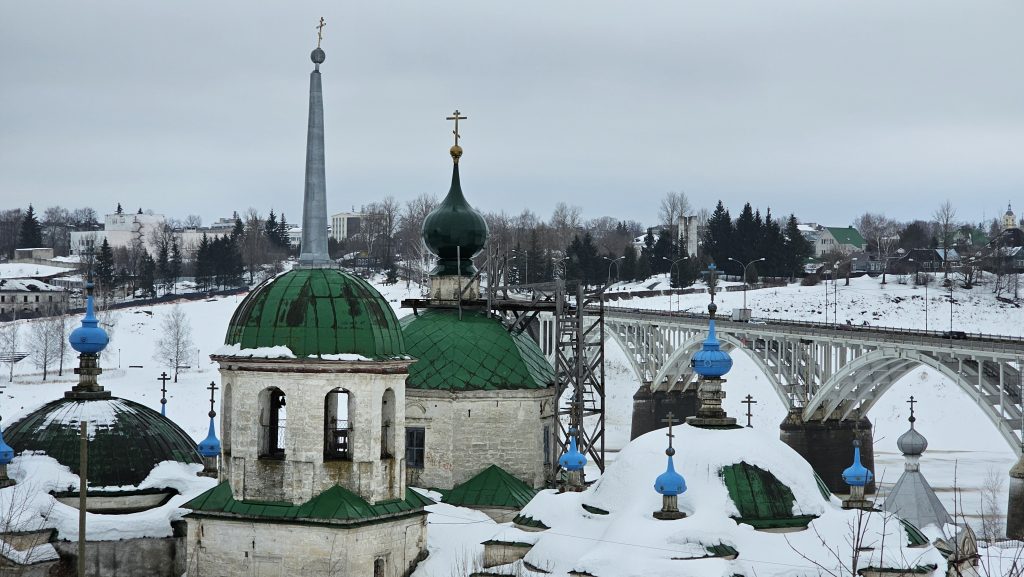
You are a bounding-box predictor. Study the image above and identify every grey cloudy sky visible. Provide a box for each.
[1,1,1021,227]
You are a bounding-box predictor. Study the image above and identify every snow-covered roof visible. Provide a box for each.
[500,425,943,577]
[0,279,64,292]
[0,264,69,279]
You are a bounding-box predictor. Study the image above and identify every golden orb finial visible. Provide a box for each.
[450,144,463,164]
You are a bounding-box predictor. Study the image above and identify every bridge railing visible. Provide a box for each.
[599,305,1024,347]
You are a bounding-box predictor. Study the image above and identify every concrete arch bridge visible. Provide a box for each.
[537,306,1024,491]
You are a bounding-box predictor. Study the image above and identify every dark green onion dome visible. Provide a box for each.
[4,397,201,488]
[225,268,406,359]
[421,162,489,276]
[400,309,553,390]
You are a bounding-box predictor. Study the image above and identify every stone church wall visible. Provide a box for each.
[218,363,407,504]
[406,388,555,489]
[184,513,426,577]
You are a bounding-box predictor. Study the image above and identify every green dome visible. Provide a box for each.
[400,309,553,391]
[226,268,406,359]
[4,397,201,488]
[422,164,488,276]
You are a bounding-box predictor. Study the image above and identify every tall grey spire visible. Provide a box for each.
[297,31,331,267]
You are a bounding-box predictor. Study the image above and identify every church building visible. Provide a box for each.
[183,29,428,577]
[400,128,557,495]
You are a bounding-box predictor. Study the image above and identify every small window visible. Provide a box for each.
[405,427,425,469]
[543,425,551,466]
[373,557,386,577]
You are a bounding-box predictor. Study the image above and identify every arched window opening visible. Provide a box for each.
[260,387,286,458]
[324,389,351,460]
[381,388,396,458]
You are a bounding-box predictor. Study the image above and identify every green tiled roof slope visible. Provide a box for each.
[225,269,406,359]
[826,227,866,248]
[720,462,818,530]
[401,310,553,391]
[185,482,432,524]
[5,397,201,488]
[442,465,538,509]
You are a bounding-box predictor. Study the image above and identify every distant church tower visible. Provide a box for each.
[184,22,428,577]
[1004,203,1017,231]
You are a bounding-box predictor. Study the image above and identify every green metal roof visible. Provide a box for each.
[900,518,930,547]
[225,268,406,359]
[512,514,549,529]
[826,227,866,248]
[185,481,432,524]
[4,397,201,488]
[442,465,538,509]
[401,310,554,391]
[720,462,818,530]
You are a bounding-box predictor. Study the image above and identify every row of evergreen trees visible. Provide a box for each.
[701,201,814,280]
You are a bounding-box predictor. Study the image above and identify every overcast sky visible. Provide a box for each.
[1,1,1021,228]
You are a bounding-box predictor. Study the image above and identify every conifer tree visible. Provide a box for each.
[95,238,115,295]
[17,205,42,249]
[156,241,170,295]
[620,245,637,281]
[139,252,156,297]
[733,203,758,266]
[783,214,813,280]
[702,201,733,267]
[265,210,280,247]
[169,239,182,294]
[194,234,211,291]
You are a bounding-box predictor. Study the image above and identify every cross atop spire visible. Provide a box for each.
[316,17,326,48]
[446,110,467,147]
[661,412,677,451]
[207,381,219,419]
[907,395,917,423]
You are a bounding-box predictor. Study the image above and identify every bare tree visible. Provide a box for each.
[0,322,20,382]
[28,316,62,381]
[183,214,203,229]
[154,305,193,383]
[933,200,958,279]
[658,190,692,229]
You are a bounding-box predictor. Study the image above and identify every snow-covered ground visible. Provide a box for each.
[0,263,71,279]
[0,271,1019,573]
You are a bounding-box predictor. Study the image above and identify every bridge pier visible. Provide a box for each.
[779,410,876,494]
[1007,455,1024,539]
[630,384,697,440]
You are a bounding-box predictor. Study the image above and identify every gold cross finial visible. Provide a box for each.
[446,110,467,147]
[316,17,326,49]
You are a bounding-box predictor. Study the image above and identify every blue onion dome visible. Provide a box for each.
[0,430,13,466]
[654,450,686,496]
[842,440,874,487]
[421,150,489,277]
[691,312,733,378]
[897,414,928,457]
[558,430,587,472]
[197,418,221,458]
[69,283,108,354]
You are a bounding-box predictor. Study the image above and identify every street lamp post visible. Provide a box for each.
[512,249,528,286]
[726,257,765,311]
[909,258,928,332]
[832,262,839,328]
[602,256,625,285]
[662,257,688,311]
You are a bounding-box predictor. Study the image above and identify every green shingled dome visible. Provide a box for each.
[226,268,406,359]
[4,397,201,488]
[401,309,553,391]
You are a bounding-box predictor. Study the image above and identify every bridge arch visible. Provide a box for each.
[805,349,1022,453]
[604,330,791,410]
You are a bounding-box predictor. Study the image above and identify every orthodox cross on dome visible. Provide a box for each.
[661,412,677,450]
[207,381,219,418]
[158,371,171,416]
[907,395,917,422]
[446,110,467,147]
[316,17,326,48]
[705,263,719,304]
[742,394,757,428]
